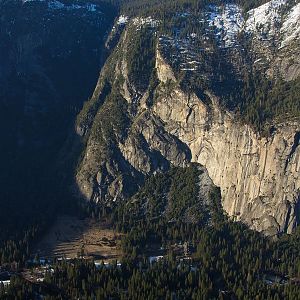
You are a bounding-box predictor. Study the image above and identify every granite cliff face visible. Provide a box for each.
[152,58,300,235]
[76,1,300,236]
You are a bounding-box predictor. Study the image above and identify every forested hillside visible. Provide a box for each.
[117,0,271,16]
[2,166,300,299]
[0,0,116,263]
[0,0,300,299]
[75,0,300,233]
[124,0,300,130]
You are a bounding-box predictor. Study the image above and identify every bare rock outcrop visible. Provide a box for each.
[75,7,300,235]
[150,64,300,235]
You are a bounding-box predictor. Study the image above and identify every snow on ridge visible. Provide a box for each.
[132,16,159,28]
[23,0,100,12]
[115,15,159,30]
[280,2,300,48]
[207,4,244,48]
[114,15,159,31]
[246,0,287,35]
[48,1,99,12]
[158,35,207,73]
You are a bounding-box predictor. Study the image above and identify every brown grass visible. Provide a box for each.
[33,216,123,262]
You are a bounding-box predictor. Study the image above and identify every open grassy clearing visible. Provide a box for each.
[32,216,123,262]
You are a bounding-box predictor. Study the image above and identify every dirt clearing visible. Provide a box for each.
[33,216,123,262]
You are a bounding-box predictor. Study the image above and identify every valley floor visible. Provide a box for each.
[32,216,123,262]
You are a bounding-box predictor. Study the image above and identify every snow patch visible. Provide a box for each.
[48,0,64,9]
[86,4,97,12]
[280,3,300,48]
[246,0,287,37]
[159,35,206,73]
[23,0,101,12]
[149,256,164,264]
[23,0,45,2]
[117,15,129,25]
[207,4,244,48]
[132,16,159,28]
[0,280,10,287]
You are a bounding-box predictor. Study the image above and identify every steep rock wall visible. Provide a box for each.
[76,20,300,236]
[149,59,300,235]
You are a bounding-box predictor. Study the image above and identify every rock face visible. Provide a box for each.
[151,69,300,235]
[76,1,300,236]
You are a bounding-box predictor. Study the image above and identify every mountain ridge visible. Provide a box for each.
[75,0,300,236]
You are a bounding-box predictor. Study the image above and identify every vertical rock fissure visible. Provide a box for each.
[283,201,292,233]
[295,192,300,228]
[284,131,300,171]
